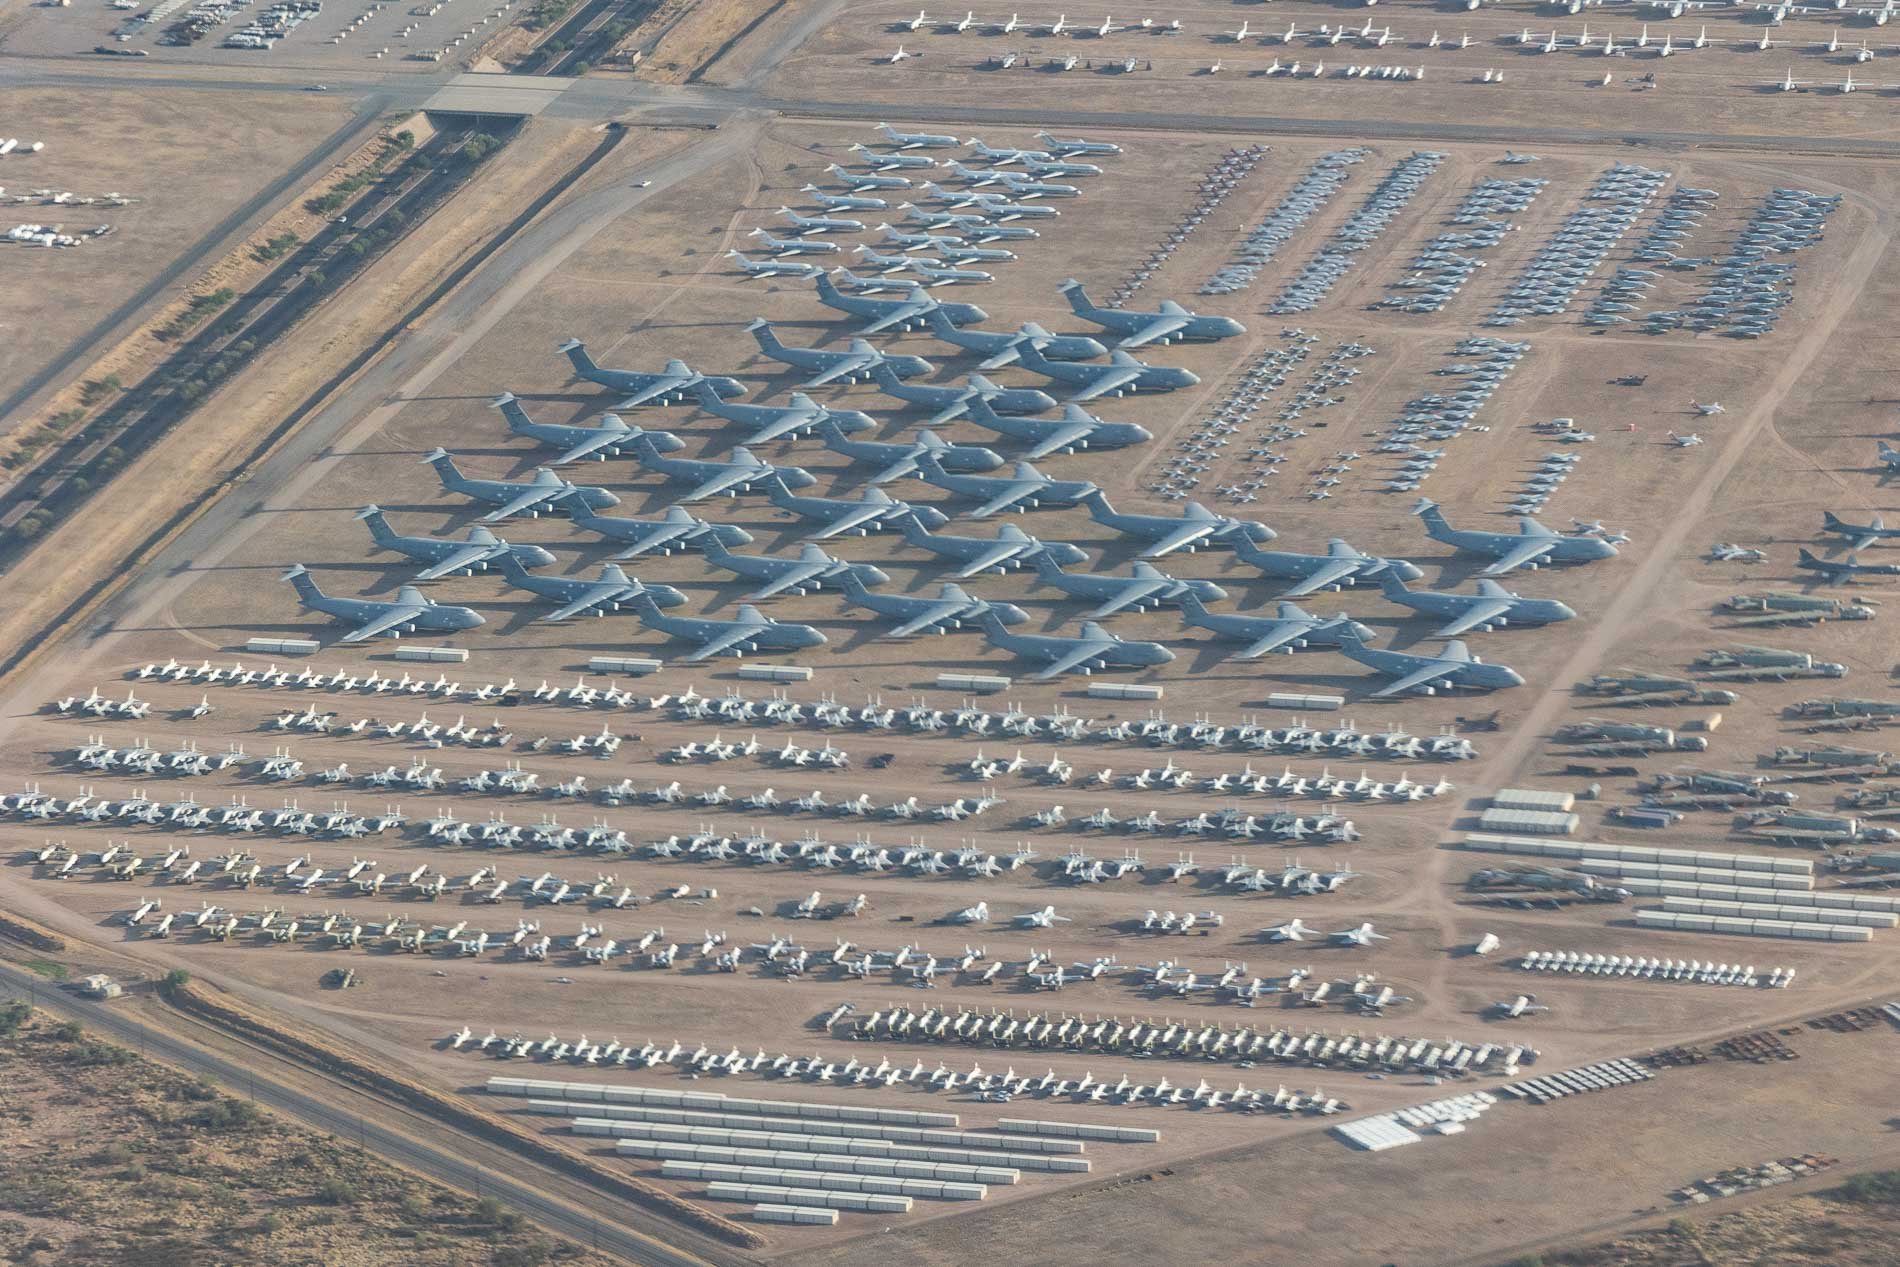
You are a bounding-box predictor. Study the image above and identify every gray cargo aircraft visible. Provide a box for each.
[703,539,890,600]
[747,320,935,387]
[913,452,1100,517]
[1014,342,1200,402]
[920,308,1106,368]
[492,555,687,621]
[625,593,826,661]
[555,341,744,407]
[280,566,484,643]
[1028,552,1227,619]
[1337,631,1525,697]
[868,362,1056,423]
[561,503,752,558]
[1378,574,1577,637]
[687,380,874,445]
[897,512,1087,576]
[764,475,948,538]
[837,573,1029,637]
[975,609,1174,680]
[1081,489,1272,555]
[422,448,618,520]
[1232,536,1421,594]
[963,398,1152,459]
[1177,594,1376,658]
[813,272,988,334]
[1414,499,1619,575]
[492,394,651,464]
[355,506,554,580]
[815,419,1003,483]
[623,435,816,500]
[1058,279,1246,348]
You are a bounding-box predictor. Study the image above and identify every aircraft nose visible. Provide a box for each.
[1553,602,1578,620]
[863,567,892,586]
[1155,646,1177,664]
[1130,424,1155,442]
[598,489,622,506]
[1218,319,1246,335]
[1201,583,1229,603]
[463,610,488,627]
[1503,668,1526,686]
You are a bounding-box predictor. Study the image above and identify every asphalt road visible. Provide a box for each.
[0,962,717,1267]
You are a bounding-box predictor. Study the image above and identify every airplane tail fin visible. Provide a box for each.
[355,506,394,542]
[421,448,463,488]
[557,339,598,377]
[280,565,324,604]
[494,392,534,434]
[1057,277,1093,317]
[1823,510,1848,531]
[747,320,783,352]
[1798,547,1824,567]
[1377,571,1409,598]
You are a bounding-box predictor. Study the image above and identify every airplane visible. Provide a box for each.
[1414,499,1619,575]
[1057,278,1246,348]
[1036,130,1122,156]
[1822,511,1900,552]
[814,272,988,334]
[887,44,913,61]
[816,418,1003,483]
[492,555,686,620]
[423,449,618,520]
[1490,993,1552,1018]
[913,452,1100,517]
[897,512,1087,577]
[877,122,961,149]
[703,538,889,600]
[1796,549,1900,582]
[909,260,997,287]
[279,566,484,643]
[727,250,825,279]
[1014,342,1199,402]
[1028,552,1227,619]
[869,363,1057,423]
[1081,489,1272,556]
[354,506,554,580]
[764,475,947,538]
[921,308,1106,368]
[625,593,826,661]
[1667,432,1705,448]
[1880,440,1900,474]
[1015,905,1070,928]
[1263,919,1322,942]
[623,434,816,500]
[1177,594,1375,658]
[962,397,1152,460]
[1336,631,1525,697]
[748,228,843,256]
[686,380,874,445]
[555,341,745,407]
[974,608,1173,680]
[847,144,937,171]
[1692,400,1726,416]
[561,503,753,558]
[1710,543,1768,563]
[1232,536,1422,595]
[1330,922,1390,947]
[1377,574,1576,637]
[746,320,934,387]
[836,573,1029,637]
[491,393,656,463]
[804,184,890,212]
[1500,150,1541,164]
[777,205,866,235]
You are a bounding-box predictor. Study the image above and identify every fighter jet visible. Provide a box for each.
[746,320,934,387]
[1057,278,1246,348]
[974,608,1174,680]
[1232,536,1421,595]
[703,539,889,600]
[763,475,948,538]
[623,434,816,500]
[962,397,1152,459]
[280,566,485,643]
[869,363,1056,424]
[492,555,687,621]
[491,393,652,464]
[1336,631,1525,697]
[1822,511,1900,552]
[1177,594,1376,658]
[837,573,1029,637]
[626,593,826,662]
[354,506,555,580]
[813,272,988,334]
[816,418,1003,483]
[877,122,961,149]
[727,251,824,279]
[561,503,753,559]
[1377,574,1577,637]
[1878,440,1900,474]
[423,449,618,520]
[1414,499,1619,575]
[1036,129,1123,155]
[686,381,873,446]
[1796,549,1900,583]
[921,308,1106,368]
[913,452,1100,517]
[555,341,745,407]
[1014,343,1200,402]
[1028,552,1227,619]
[897,512,1087,577]
[1081,489,1272,556]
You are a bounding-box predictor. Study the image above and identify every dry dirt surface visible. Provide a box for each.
[0,1002,617,1267]
[1545,1180,1900,1267]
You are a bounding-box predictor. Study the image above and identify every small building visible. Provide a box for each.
[79,974,122,999]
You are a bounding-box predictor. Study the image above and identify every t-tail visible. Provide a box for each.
[492,392,534,435]
[1057,277,1100,319]
[556,338,599,378]
[746,319,785,354]
[355,505,396,544]
[280,564,325,605]
[421,448,467,490]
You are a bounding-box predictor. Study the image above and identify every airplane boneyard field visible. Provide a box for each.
[9,0,1900,1263]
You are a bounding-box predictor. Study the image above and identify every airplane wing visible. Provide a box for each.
[1032,639,1114,680]
[545,584,628,622]
[683,625,762,662]
[1237,622,1307,658]
[1369,660,1451,698]
[967,482,1038,518]
[1142,519,1217,558]
[1065,368,1143,402]
[1432,598,1515,638]
[339,604,427,643]
[976,340,1029,371]
[743,415,820,445]
[1282,557,1366,596]
[679,466,760,502]
[868,454,923,485]
[858,300,930,335]
[752,564,825,600]
[610,524,687,559]
[1115,314,1190,349]
[1849,532,1881,552]
[1023,420,1099,461]
[481,485,563,521]
[1479,538,1559,576]
[889,602,959,638]
[954,540,1024,577]
[804,356,873,387]
[413,542,494,581]
[1086,581,1165,620]
[807,505,887,539]
[552,431,627,465]
[616,376,689,408]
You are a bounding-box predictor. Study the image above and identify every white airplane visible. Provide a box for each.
[1693,401,1726,415]
[878,122,959,149]
[1491,993,1552,1018]
[1015,905,1071,928]
[1227,19,1252,40]
[995,12,1021,32]
[904,8,931,30]
[1332,922,1390,947]
[1264,919,1322,942]
[1667,431,1705,447]
[889,44,914,62]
